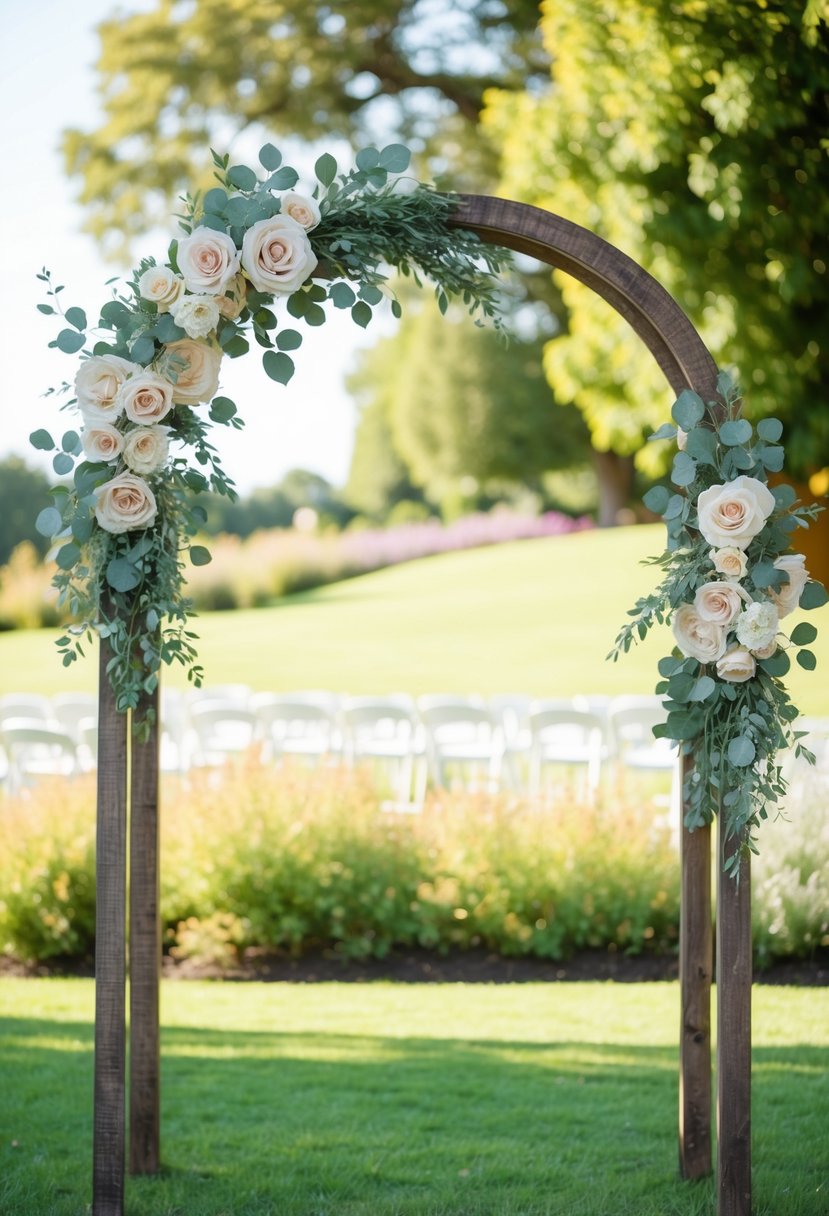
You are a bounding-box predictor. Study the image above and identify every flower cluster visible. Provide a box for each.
[612,373,827,869]
[34,143,510,719]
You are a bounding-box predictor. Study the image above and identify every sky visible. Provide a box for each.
[0,0,393,496]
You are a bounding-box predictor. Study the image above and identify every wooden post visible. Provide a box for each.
[129,682,161,1175]
[716,818,752,1216]
[93,639,128,1216]
[678,755,712,1178]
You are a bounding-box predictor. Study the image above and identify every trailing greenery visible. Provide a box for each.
[612,375,827,871]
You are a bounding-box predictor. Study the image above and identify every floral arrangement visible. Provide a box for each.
[33,143,509,721]
[612,373,827,870]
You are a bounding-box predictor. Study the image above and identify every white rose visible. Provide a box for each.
[694,580,748,626]
[735,601,779,652]
[81,423,124,464]
[162,339,222,405]
[716,645,757,684]
[75,355,139,422]
[137,265,184,312]
[116,372,175,424]
[94,472,157,534]
[696,476,776,550]
[710,547,748,581]
[176,227,240,295]
[123,425,171,475]
[170,294,221,340]
[279,191,321,231]
[770,553,810,618]
[241,214,318,294]
[672,603,727,664]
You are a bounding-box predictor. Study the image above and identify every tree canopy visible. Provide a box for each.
[484,0,829,480]
[0,458,52,566]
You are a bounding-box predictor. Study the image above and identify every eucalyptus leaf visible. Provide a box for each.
[276,329,302,351]
[759,650,791,677]
[727,735,756,767]
[689,675,716,702]
[267,166,300,191]
[796,649,817,670]
[648,423,677,442]
[329,282,356,309]
[790,621,818,646]
[258,143,282,171]
[35,507,63,538]
[262,350,295,384]
[355,146,380,170]
[314,153,337,186]
[671,390,705,429]
[643,485,670,514]
[671,452,697,487]
[351,301,372,329]
[757,417,783,442]
[106,557,141,592]
[760,445,785,472]
[209,396,237,423]
[203,187,229,213]
[30,428,55,451]
[223,336,250,358]
[800,580,828,609]
[684,427,718,465]
[56,328,86,354]
[65,306,87,332]
[189,545,212,567]
[304,303,326,327]
[378,143,411,173]
[719,419,753,446]
[228,164,258,192]
[53,452,75,476]
[61,430,82,454]
[130,334,156,364]
[56,542,82,571]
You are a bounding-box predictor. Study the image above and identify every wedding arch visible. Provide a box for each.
[37,148,822,1216]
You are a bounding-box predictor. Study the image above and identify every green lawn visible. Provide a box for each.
[1,524,827,713]
[0,978,826,1216]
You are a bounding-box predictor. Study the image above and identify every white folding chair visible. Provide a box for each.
[253,694,342,766]
[527,704,609,800]
[342,695,426,808]
[188,701,257,767]
[0,719,79,794]
[417,695,505,792]
[607,697,679,829]
[51,693,98,742]
[0,694,55,724]
[489,694,532,789]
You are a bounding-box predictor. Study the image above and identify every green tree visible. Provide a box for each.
[484,0,829,495]
[0,458,52,566]
[64,0,547,254]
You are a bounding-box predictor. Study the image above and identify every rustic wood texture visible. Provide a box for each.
[453,193,719,1181]
[93,640,128,1216]
[717,819,752,1216]
[679,757,712,1179]
[129,683,161,1175]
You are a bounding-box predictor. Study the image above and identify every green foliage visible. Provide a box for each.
[0,458,52,566]
[486,1,829,478]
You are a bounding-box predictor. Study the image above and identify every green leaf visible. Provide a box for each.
[228,164,258,192]
[100,300,132,328]
[56,328,86,354]
[71,513,94,544]
[154,312,187,343]
[800,580,829,610]
[351,301,372,329]
[30,428,55,451]
[665,706,705,740]
[329,282,356,309]
[287,291,308,319]
[671,452,697,487]
[268,166,300,191]
[359,284,384,306]
[262,351,295,384]
[223,336,250,358]
[258,143,282,171]
[790,621,818,646]
[751,561,782,589]
[190,545,212,567]
[35,506,63,537]
[643,485,670,514]
[648,422,676,442]
[759,650,791,677]
[771,483,797,510]
[796,648,817,670]
[65,306,87,332]
[657,656,683,677]
[719,419,753,446]
[130,334,156,364]
[757,417,783,442]
[276,328,302,351]
[356,146,380,170]
[304,303,327,327]
[664,494,686,521]
[203,187,229,213]
[209,396,237,423]
[37,303,56,315]
[684,427,718,466]
[671,390,705,430]
[689,675,716,702]
[728,735,756,767]
[61,430,82,454]
[760,445,785,472]
[53,452,75,476]
[56,542,82,571]
[378,143,411,173]
[106,557,141,592]
[315,153,338,186]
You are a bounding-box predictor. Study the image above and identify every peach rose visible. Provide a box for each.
[137,265,184,311]
[176,227,240,294]
[116,373,175,424]
[241,214,318,294]
[94,473,157,534]
[216,271,247,320]
[716,645,757,683]
[694,580,748,626]
[75,354,139,422]
[81,423,124,464]
[279,191,321,231]
[710,547,748,581]
[123,425,171,476]
[770,553,810,618]
[672,603,727,664]
[695,476,776,550]
[162,339,222,405]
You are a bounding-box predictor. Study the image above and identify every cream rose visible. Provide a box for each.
[241,214,318,294]
[162,339,222,405]
[116,372,175,425]
[735,601,779,651]
[137,265,184,311]
[123,425,171,476]
[81,423,124,464]
[710,547,748,581]
[176,227,240,295]
[279,191,321,231]
[672,603,727,664]
[716,645,757,684]
[75,355,139,422]
[216,271,247,320]
[170,294,221,340]
[770,553,810,618]
[94,473,157,534]
[695,476,776,550]
[694,580,748,626]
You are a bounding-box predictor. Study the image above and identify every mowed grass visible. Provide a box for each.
[0,979,827,1216]
[1,524,827,712]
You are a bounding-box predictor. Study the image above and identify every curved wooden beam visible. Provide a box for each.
[448,194,719,401]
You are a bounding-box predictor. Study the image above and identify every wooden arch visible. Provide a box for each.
[94,194,753,1216]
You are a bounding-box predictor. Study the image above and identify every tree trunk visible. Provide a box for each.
[592,449,635,527]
